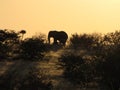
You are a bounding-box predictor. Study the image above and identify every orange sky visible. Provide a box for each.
[0,0,120,37]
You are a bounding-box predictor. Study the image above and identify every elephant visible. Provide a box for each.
[48,30,68,46]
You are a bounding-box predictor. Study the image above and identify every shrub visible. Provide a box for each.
[93,31,120,90]
[59,52,95,86]
[0,29,20,60]
[69,33,102,50]
[20,35,46,60]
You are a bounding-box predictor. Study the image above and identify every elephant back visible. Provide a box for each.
[58,31,68,39]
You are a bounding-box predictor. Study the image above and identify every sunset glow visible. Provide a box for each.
[1,0,120,37]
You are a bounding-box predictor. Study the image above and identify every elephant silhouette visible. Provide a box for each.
[48,30,68,46]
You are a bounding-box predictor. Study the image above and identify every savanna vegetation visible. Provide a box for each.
[0,29,120,90]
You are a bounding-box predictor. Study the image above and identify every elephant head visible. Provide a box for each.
[48,30,68,46]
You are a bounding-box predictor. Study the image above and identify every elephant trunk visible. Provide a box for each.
[48,35,50,44]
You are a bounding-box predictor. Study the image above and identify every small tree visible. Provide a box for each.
[19,30,26,40]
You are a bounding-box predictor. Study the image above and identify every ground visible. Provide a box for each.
[0,49,99,90]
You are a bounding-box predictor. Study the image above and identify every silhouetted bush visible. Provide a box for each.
[69,33,102,50]
[59,52,95,87]
[0,42,8,59]
[20,35,46,60]
[93,31,120,90]
[60,31,120,89]
[0,29,20,60]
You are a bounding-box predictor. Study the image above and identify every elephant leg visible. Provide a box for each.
[61,42,65,46]
[60,39,66,46]
[63,43,66,46]
[53,39,58,45]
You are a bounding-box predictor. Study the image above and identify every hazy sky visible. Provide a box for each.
[0,0,120,37]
